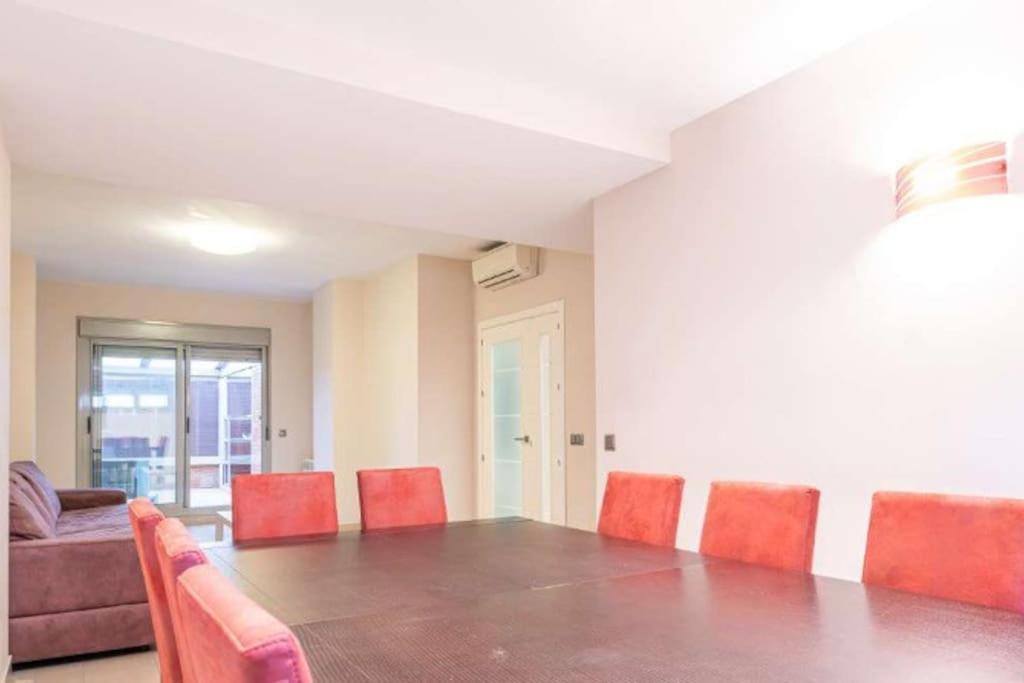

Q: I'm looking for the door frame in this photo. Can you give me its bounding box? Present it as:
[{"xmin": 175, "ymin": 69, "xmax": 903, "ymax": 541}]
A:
[
  {"xmin": 76, "ymin": 317, "xmax": 272, "ymax": 515},
  {"xmin": 476, "ymin": 300, "xmax": 566, "ymax": 522}
]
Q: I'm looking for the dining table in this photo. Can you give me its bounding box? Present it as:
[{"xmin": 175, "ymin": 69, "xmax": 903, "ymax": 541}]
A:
[{"xmin": 206, "ymin": 517, "xmax": 1024, "ymax": 682}]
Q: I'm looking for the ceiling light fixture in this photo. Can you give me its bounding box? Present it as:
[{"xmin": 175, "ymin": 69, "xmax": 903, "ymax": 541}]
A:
[
  {"xmin": 189, "ymin": 224, "xmax": 265, "ymax": 255},
  {"xmin": 894, "ymin": 141, "xmax": 1008, "ymax": 219}
]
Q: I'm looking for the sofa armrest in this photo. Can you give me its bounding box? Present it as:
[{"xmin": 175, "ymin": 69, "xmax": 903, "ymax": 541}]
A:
[
  {"xmin": 10, "ymin": 535, "xmax": 148, "ymax": 618},
  {"xmin": 56, "ymin": 488, "xmax": 128, "ymax": 510}
]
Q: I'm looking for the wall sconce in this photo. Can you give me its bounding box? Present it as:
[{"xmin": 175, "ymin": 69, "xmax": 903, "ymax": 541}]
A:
[{"xmin": 894, "ymin": 142, "xmax": 1008, "ymax": 219}]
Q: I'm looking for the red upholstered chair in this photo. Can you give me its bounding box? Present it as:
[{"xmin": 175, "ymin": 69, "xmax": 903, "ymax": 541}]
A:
[
  {"xmin": 155, "ymin": 518, "xmax": 208, "ymax": 683},
  {"xmin": 177, "ymin": 564, "xmax": 313, "ymax": 683},
  {"xmin": 699, "ymin": 481, "xmax": 820, "ymax": 573},
  {"xmin": 862, "ymin": 491, "xmax": 1024, "ymax": 612},
  {"xmin": 128, "ymin": 498, "xmax": 180, "ymax": 683},
  {"xmin": 597, "ymin": 471, "xmax": 684, "ymax": 547},
  {"xmin": 357, "ymin": 467, "xmax": 448, "ymax": 531},
  {"xmin": 232, "ymin": 472, "xmax": 339, "ymax": 542}
]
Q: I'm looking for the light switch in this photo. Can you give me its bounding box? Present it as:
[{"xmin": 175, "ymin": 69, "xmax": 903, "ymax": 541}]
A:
[
  {"xmin": 604, "ymin": 434, "xmax": 616, "ymax": 452},
  {"xmin": 570, "ymin": 433, "xmax": 584, "ymax": 446}
]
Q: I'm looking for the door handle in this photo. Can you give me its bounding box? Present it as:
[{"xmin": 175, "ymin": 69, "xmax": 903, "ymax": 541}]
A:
[{"xmin": 513, "ymin": 435, "xmax": 531, "ymax": 445}]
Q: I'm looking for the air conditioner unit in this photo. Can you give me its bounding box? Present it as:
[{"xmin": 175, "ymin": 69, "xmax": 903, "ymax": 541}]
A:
[{"xmin": 472, "ymin": 244, "xmax": 539, "ymax": 290}]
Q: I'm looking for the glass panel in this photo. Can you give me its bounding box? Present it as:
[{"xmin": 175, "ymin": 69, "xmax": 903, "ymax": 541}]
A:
[
  {"xmin": 492, "ymin": 340, "xmax": 522, "ymax": 517},
  {"xmin": 188, "ymin": 348, "xmax": 264, "ymax": 508},
  {"xmin": 93, "ymin": 345, "xmax": 177, "ymax": 504},
  {"xmin": 539, "ymin": 333, "xmax": 551, "ymax": 522}
]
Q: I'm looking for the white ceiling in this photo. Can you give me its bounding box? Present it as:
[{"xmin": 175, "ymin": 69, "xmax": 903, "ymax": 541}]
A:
[
  {"xmin": 0, "ymin": 0, "xmax": 933, "ymax": 296},
  {"xmin": 14, "ymin": 169, "xmax": 487, "ymax": 298}
]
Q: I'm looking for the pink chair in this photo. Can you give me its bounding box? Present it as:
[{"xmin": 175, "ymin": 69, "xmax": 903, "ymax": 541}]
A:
[
  {"xmin": 155, "ymin": 519, "xmax": 208, "ymax": 683},
  {"xmin": 357, "ymin": 467, "xmax": 448, "ymax": 531},
  {"xmin": 699, "ymin": 481, "xmax": 820, "ymax": 573},
  {"xmin": 127, "ymin": 498, "xmax": 180, "ymax": 683},
  {"xmin": 177, "ymin": 564, "xmax": 313, "ymax": 683},
  {"xmin": 598, "ymin": 471, "xmax": 684, "ymax": 548},
  {"xmin": 863, "ymin": 491, "xmax": 1024, "ymax": 612},
  {"xmin": 232, "ymin": 472, "xmax": 339, "ymax": 542}
]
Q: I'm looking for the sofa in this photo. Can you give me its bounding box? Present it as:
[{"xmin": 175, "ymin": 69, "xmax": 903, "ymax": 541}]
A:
[{"xmin": 9, "ymin": 460, "xmax": 154, "ymax": 663}]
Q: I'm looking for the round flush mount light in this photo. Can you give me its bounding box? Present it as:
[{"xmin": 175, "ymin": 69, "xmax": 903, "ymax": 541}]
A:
[
  {"xmin": 894, "ymin": 141, "xmax": 1008, "ymax": 219},
  {"xmin": 190, "ymin": 224, "xmax": 266, "ymax": 255}
]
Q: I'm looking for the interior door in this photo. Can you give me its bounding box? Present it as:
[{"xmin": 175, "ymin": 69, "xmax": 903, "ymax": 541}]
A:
[{"xmin": 479, "ymin": 307, "xmax": 565, "ymax": 524}]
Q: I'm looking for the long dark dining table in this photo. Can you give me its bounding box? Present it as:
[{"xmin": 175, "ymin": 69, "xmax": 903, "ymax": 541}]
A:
[{"xmin": 207, "ymin": 518, "xmax": 1024, "ymax": 682}]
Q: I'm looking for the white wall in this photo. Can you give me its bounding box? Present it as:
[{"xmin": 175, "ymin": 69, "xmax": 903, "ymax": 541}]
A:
[
  {"xmin": 594, "ymin": 0, "xmax": 1024, "ymax": 581},
  {"xmin": 1, "ymin": 116, "xmax": 13, "ymax": 675},
  {"xmin": 475, "ymin": 249, "xmax": 597, "ymax": 530},
  {"xmin": 10, "ymin": 251, "xmax": 35, "ymax": 462},
  {"xmin": 36, "ymin": 279, "xmax": 314, "ymax": 488}
]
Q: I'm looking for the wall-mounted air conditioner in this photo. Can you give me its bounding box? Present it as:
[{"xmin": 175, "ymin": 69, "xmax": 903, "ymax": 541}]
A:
[{"xmin": 472, "ymin": 244, "xmax": 539, "ymax": 290}]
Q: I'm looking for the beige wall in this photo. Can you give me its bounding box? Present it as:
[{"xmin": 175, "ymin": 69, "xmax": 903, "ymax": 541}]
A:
[
  {"xmin": 312, "ymin": 279, "xmax": 365, "ymax": 519},
  {"xmin": 418, "ymin": 256, "xmax": 475, "ymax": 521},
  {"xmin": 1, "ymin": 120, "xmax": 12, "ymax": 673},
  {"xmin": 313, "ymin": 255, "xmax": 476, "ymax": 523},
  {"xmin": 475, "ymin": 249, "xmax": 597, "ymax": 530},
  {"xmin": 362, "ymin": 258, "xmax": 419, "ymax": 471},
  {"xmin": 36, "ymin": 279, "xmax": 313, "ymax": 488},
  {"xmin": 10, "ymin": 251, "xmax": 35, "ymax": 462}
]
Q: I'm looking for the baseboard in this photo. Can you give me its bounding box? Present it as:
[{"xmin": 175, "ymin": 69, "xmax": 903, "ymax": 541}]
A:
[{"xmin": 2, "ymin": 653, "xmax": 11, "ymax": 679}]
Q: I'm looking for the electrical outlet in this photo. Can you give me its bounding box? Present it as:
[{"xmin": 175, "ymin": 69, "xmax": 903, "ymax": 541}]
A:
[
  {"xmin": 604, "ymin": 434, "xmax": 616, "ymax": 452},
  {"xmin": 570, "ymin": 433, "xmax": 584, "ymax": 446}
]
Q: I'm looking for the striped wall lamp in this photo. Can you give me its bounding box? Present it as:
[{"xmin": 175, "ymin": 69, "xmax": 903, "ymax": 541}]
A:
[{"xmin": 894, "ymin": 142, "xmax": 1008, "ymax": 219}]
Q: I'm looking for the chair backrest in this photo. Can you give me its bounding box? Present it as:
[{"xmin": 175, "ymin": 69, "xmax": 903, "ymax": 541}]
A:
[
  {"xmin": 177, "ymin": 564, "xmax": 313, "ymax": 683},
  {"xmin": 155, "ymin": 518, "xmax": 208, "ymax": 683},
  {"xmin": 232, "ymin": 472, "xmax": 339, "ymax": 542},
  {"xmin": 699, "ymin": 481, "xmax": 820, "ymax": 572},
  {"xmin": 128, "ymin": 498, "xmax": 179, "ymax": 683},
  {"xmin": 357, "ymin": 467, "xmax": 447, "ymax": 531},
  {"xmin": 862, "ymin": 491, "xmax": 1024, "ymax": 612},
  {"xmin": 597, "ymin": 471, "xmax": 684, "ymax": 547}
]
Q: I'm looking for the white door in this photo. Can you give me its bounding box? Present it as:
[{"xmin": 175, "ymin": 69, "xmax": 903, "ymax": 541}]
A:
[{"xmin": 478, "ymin": 303, "xmax": 565, "ymax": 524}]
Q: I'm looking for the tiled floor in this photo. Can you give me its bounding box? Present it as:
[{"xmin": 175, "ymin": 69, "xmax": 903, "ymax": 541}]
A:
[{"xmin": 7, "ymin": 649, "xmax": 159, "ymax": 683}]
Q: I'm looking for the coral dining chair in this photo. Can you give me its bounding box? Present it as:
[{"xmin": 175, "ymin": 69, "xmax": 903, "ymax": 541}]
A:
[
  {"xmin": 231, "ymin": 472, "xmax": 339, "ymax": 542},
  {"xmin": 862, "ymin": 491, "xmax": 1024, "ymax": 612},
  {"xmin": 356, "ymin": 467, "xmax": 448, "ymax": 531},
  {"xmin": 699, "ymin": 481, "xmax": 820, "ymax": 572},
  {"xmin": 597, "ymin": 471, "xmax": 684, "ymax": 547},
  {"xmin": 155, "ymin": 518, "xmax": 208, "ymax": 683},
  {"xmin": 127, "ymin": 498, "xmax": 180, "ymax": 683},
  {"xmin": 177, "ymin": 564, "xmax": 313, "ymax": 683}
]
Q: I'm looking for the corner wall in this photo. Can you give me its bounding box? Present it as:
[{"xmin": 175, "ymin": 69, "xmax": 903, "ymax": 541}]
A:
[
  {"xmin": 593, "ymin": 0, "xmax": 1024, "ymax": 580},
  {"xmin": 313, "ymin": 256, "xmax": 476, "ymax": 523},
  {"xmin": 1, "ymin": 120, "xmax": 13, "ymax": 673},
  {"xmin": 10, "ymin": 251, "xmax": 35, "ymax": 462}
]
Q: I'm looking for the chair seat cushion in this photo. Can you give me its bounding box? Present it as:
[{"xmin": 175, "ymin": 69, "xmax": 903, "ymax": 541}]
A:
[{"xmin": 57, "ymin": 504, "xmax": 132, "ymax": 538}]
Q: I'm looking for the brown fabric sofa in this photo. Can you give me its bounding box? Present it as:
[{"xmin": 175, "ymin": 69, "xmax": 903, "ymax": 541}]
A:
[{"xmin": 9, "ymin": 461, "xmax": 154, "ymax": 663}]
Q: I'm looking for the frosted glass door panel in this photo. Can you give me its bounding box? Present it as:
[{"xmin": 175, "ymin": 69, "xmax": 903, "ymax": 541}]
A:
[{"xmin": 492, "ymin": 340, "xmax": 523, "ymax": 517}]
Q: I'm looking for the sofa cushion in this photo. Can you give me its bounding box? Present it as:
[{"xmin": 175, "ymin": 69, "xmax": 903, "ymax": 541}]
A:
[
  {"xmin": 11, "ymin": 461, "xmax": 62, "ymax": 522},
  {"xmin": 10, "ymin": 477, "xmax": 55, "ymax": 540},
  {"xmin": 56, "ymin": 504, "xmax": 133, "ymax": 538}
]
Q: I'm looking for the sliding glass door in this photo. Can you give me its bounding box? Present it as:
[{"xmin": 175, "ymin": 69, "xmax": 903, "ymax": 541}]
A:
[
  {"xmin": 91, "ymin": 345, "xmax": 180, "ymax": 504},
  {"xmin": 79, "ymin": 320, "xmax": 270, "ymax": 512},
  {"xmin": 187, "ymin": 347, "xmax": 265, "ymax": 508}
]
